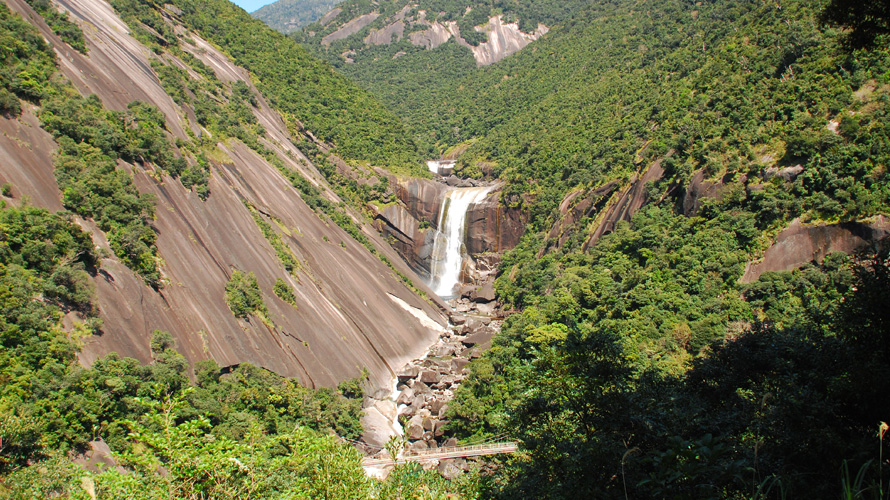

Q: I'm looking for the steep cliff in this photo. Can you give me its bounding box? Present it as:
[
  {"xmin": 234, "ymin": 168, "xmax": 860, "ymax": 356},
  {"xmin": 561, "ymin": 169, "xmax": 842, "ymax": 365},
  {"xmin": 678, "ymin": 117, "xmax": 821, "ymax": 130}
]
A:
[
  {"xmin": 372, "ymin": 177, "xmax": 524, "ymax": 280},
  {"xmin": 0, "ymin": 0, "xmax": 444, "ymax": 389}
]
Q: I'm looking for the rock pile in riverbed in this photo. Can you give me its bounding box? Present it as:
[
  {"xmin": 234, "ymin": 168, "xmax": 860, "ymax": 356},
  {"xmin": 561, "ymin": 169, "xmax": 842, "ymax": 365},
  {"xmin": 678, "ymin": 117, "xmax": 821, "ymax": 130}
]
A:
[
  {"xmin": 362, "ymin": 297, "xmax": 501, "ymax": 452},
  {"xmin": 395, "ymin": 310, "xmax": 500, "ymax": 450}
]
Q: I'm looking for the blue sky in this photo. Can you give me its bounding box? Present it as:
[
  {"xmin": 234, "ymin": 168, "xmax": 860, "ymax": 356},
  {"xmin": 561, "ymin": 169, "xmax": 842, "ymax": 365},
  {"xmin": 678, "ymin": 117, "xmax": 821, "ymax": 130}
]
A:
[{"xmin": 231, "ymin": 0, "xmax": 274, "ymax": 13}]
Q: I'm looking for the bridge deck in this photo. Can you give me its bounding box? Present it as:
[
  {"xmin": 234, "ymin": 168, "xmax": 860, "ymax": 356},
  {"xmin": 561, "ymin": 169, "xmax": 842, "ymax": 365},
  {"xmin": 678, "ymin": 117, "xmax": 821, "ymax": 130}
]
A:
[{"xmin": 362, "ymin": 442, "xmax": 518, "ymax": 467}]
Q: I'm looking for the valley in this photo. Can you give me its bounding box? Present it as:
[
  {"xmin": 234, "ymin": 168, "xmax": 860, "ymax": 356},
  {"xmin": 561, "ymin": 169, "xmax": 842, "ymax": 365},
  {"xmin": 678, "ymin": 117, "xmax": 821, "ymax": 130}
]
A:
[{"xmin": 0, "ymin": 0, "xmax": 889, "ymax": 497}]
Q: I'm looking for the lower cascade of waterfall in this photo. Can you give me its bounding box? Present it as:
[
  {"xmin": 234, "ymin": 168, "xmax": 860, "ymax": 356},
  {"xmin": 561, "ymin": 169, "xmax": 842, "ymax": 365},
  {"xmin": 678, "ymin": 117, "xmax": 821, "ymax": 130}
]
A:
[{"xmin": 428, "ymin": 185, "xmax": 494, "ymax": 298}]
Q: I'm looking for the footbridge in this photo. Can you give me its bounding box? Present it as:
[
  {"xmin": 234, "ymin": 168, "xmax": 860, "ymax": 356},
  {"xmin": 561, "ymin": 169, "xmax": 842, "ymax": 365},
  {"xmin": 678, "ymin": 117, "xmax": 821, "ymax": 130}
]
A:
[{"xmin": 362, "ymin": 441, "xmax": 518, "ymax": 467}]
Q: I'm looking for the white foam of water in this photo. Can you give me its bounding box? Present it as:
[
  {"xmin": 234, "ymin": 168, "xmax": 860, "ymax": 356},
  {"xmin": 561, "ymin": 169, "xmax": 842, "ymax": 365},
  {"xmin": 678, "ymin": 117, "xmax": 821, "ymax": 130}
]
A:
[{"xmin": 428, "ymin": 186, "xmax": 493, "ymax": 297}]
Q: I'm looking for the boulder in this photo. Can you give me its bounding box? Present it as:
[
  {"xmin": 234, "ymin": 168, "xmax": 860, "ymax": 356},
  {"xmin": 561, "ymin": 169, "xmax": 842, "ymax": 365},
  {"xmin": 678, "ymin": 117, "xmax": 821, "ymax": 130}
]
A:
[
  {"xmin": 374, "ymin": 399, "xmax": 398, "ymax": 422},
  {"xmin": 426, "ymin": 358, "xmax": 451, "ymax": 370},
  {"xmin": 362, "ymin": 407, "xmax": 402, "ymax": 450},
  {"xmin": 420, "ymin": 370, "xmax": 441, "ymax": 384},
  {"xmin": 72, "ymin": 440, "xmax": 123, "ymax": 474},
  {"xmin": 406, "ymin": 421, "xmax": 425, "ymax": 440},
  {"xmin": 397, "ymin": 365, "xmax": 420, "ymax": 383},
  {"xmin": 465, "ymin": 317, "xmax": 487, "ymax": 332},
  {"xmin": 398, "ymin": 404, "xmax": 414, "ymax": 418},
  {"xmin": 395, "ymin": 387, "xmax": 415, "ymax": 405},
  {"xmin": 371, "ymin": 388, "xmax": 391, "ymax": 400},
  {"xmin": 437, "ymin": 375, "xmax": 456, "ymax": 389},
  {"xmin": 450, "ymin": 313, "xmax": 468, "ymax": 325},
  {"xmin": 438, "ymin": 458, "xmax": 467, "ymax": 480},
  {"xmin": 434, "ymin": 345, "xmax": 457, "ymax": 357},
  {"xmin": 462, "ymin": 327, "xmax": 495, "ymax": 348},
  {"xmin": 470, "ymin": 281, "xmax": 496, "ymax": 303},
  {"xmin": 433, "ymin": 420, "xmax": 448, "ymax": 437},
  {"xmin": 451, "ymin": 358, "xmax": 470, "ymax": 374},
  {"xmin": 443, "ymin": 437, "xmax": 458, "ymax": 448},
  {"xmin": 765, "ymin": 164, "xmax": 804, "ymax": 181},
  {"xmin": 453, "ymin": 324, "xmax": 470, "ymax": 335},
  {"xmin": 437, "ymin": 404, "xmax": 450, "ymax": 418},
  {"xmin": 428, "ymin": 399, "xmax": 448, "ymax": 415},
  {"xmin": 411, "ymin": 381, "xmax": 432, "ymax": 394},
  {"xmin": 410, "ymin": 440, "xmax": 428, "ymax": 451},
  {"xmin": 475, "ymin": 302, "xmax": 497, "ymax": 316},
  {"xmin": 422, "ymin": 416, "xmax": 436, "ymax": 431}
]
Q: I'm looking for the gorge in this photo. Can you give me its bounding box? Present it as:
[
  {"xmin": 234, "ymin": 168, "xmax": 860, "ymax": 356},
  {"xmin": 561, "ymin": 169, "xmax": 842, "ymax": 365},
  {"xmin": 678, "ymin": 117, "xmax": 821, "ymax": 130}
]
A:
[{"xmin": 2, "ymin": 0, "xmax": 889, "ymax": 496}]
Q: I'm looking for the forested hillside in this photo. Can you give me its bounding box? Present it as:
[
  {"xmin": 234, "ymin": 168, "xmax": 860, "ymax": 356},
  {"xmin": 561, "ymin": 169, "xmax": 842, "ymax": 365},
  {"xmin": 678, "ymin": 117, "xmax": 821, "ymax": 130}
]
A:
[
  {"xmin": 335, "ymin": 0, "xmax": 889, "ymax": 227},
  {"xmin": 0, "ymin": 0, "xmax": 464, "ymax": 494},
  {"xmin": 415, "ymin": 0, "xmax": 890, "ymax": 497},
  {"xmin": 251, "ymin": 0, "xmax": 343, "ymax": 34},
  {"xmin": 293, "ymin": 0, "xmax": 591, "ymax": 155}
]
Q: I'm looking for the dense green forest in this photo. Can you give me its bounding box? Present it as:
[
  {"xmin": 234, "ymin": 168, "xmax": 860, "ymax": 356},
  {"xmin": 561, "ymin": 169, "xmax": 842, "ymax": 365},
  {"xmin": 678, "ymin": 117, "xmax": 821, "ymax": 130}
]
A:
[
  {"xmin": 308, "ymin": 0, "xmax": 889, "ymax": 229},
  {"xmin": 0, "ymin": 1, "xmax": 465, "ymax": 497},
  {"xmin": 154, "ymin": 0, "xmax": 426, "ymax": 174},
  {"xmin": 252, "ymin": 0, "xmax": 343, "ymax": 34},
  {"xmin": 295, "ymin": 0, "xmax": 594, "ymax": 156},
  {"xmin": 388, "ymin": 0, "xmax": 890, "ymax": 497},
  {"xmin": 2, "ymin": 0, "xmax": 890, "ymax": 495}
]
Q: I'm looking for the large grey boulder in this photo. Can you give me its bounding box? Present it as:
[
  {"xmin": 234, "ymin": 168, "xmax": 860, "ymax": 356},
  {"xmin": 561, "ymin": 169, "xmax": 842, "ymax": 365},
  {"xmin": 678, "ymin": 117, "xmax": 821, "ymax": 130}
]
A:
[
  {"xmin": 438, "ymin": 458, "xmax": 467, "ymax": 480},
  {"xmin": 451, "ymin": 357, "xmax": 470, "ymax": 374},
  {"xmin": 420, "ymin": 370, "xmax": 441, "ymax": 384},
  {"xmin": 470, "ymin": 281, "xmax": 496, "ymax": 303},
  {"xmin": 397, "ymin": 365, "xmax": 421, "ymax": 383},
  {"xmin": 395, "ymin": 387, "xmax": 415, "ymax": 405}
]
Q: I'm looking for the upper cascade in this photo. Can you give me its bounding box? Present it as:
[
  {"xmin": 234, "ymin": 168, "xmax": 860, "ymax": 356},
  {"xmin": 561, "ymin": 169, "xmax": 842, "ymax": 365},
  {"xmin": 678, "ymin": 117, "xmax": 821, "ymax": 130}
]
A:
[{"xmin": 428, "ymin": 185, "xmax": 494, "ymax": 298}]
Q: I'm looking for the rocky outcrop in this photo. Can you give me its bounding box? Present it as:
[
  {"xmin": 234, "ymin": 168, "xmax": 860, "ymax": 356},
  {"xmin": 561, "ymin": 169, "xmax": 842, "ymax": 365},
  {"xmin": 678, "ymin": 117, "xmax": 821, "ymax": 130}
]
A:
[
  {"xmin": 460, "ymin": 16, "xmax": 549, "ymax": 66},
  {"xmin": 408, "ymin": 20, "xmax": 455, "ymax": 50},
  {"xmin": 322, "ymin": 12, "xmax": 380, "ymax": 45},
  {"xmin": 365, "ymin": 20, "xmax": 405, "ymax": 45},
  {"xmin": 373, "ymin": 203, "xmax": 437, "ymax": 277},
  {"xmin": 681, "ymin": 168, "xmax": 741, "ymax": 216},
  {"xmin": 465, "ymin": 189, "xmax": 525, "ymax": 254},
  {"xmin": 583, "ymin": 155, "xmax": 669, "ymax": 250},
  {"xmin": 2, "ymin": 0, "xmax": 446, "ymax": 390},
  {"xmin": 396, "ymin": 178, "xmax": 450, "ymax": 227},
  {"xmin": 314, "ymin": 7, "xmax": 548, "ymax": 66},
  {"xmin": 319, "ymin": 7, "xmax": 340, "ymax": 26},
  {"xmin": 374, "ymin": 178, "xmax": 524, "ymax": 283},
  {"xmin": 740, "ymin": 217, "xmax": 890, "ymax": 283}
]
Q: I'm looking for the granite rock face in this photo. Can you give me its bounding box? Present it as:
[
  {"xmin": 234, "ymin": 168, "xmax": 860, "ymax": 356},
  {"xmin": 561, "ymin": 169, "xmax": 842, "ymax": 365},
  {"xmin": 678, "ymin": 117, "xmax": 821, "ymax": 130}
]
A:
[
  {"xmin": 375, "ymin": 178, "xmax": 524, "ymax": 281},
  {"xmin": 1, "ymin": 0, "xmax": 446, "ymax": 390},
  {"xmin": 740, "ymin": 217, "xmax": 890, "ymax": 283},
  {"xmin": 465, "ymin": 190, "xmax": 525, "ymax": 255}
]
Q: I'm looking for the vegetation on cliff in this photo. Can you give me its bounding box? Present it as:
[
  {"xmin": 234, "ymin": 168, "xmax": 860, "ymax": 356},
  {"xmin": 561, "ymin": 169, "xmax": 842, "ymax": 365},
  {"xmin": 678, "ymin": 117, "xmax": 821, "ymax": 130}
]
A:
[
  {"xmin": 252, "ymin": 0, "xmax": 343, "ymax": 34},
  {"xmin": 2, "ymin": 0, "xmax": 889, "ymax": 494},
  {"xmin": 115, "ymin": 0, "xmax": 427, "ymax": 174},
  {"xmin": 401, "ymin": 0, "xmax": 890, "ymax": 496}
]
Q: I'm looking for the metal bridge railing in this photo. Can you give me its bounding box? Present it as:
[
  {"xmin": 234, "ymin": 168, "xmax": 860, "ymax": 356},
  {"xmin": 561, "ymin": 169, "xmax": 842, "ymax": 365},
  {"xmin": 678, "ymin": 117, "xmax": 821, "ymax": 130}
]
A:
[{"xmin": 361, "ymin": 441, "xmax": 518, "ymax": 467}]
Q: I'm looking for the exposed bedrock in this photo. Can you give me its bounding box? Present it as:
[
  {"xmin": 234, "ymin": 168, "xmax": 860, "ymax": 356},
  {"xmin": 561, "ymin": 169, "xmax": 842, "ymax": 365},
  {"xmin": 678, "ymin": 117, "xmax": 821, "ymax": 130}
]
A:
[
  {"xmin": 465, "ymin": 190, "xmax": 525, "ymax": 255},
  {"xmin": 2, "ymin": 0, "xmax": 446, "ymax": 391},
  {"xmin": 740, "ymin": 217, "xmax": 890, "ymax": 283},
  {"xmin": 373, "ymin": 178, "xmax": 525, "ymax": 280}
]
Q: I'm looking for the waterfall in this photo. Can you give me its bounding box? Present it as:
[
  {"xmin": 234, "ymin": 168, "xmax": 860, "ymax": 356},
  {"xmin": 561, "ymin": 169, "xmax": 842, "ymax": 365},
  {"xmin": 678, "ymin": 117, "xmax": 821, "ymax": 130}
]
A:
[{"xmin": 428, "ymin": 186, "xmax": 493, "ymax": 298}]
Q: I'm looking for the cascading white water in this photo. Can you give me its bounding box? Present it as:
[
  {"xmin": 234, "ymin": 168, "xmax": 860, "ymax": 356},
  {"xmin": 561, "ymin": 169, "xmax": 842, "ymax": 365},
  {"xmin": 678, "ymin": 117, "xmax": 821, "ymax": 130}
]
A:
[{"xmin": 428, "ymin": 186, "xmax": 493, "ymax": 298}]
